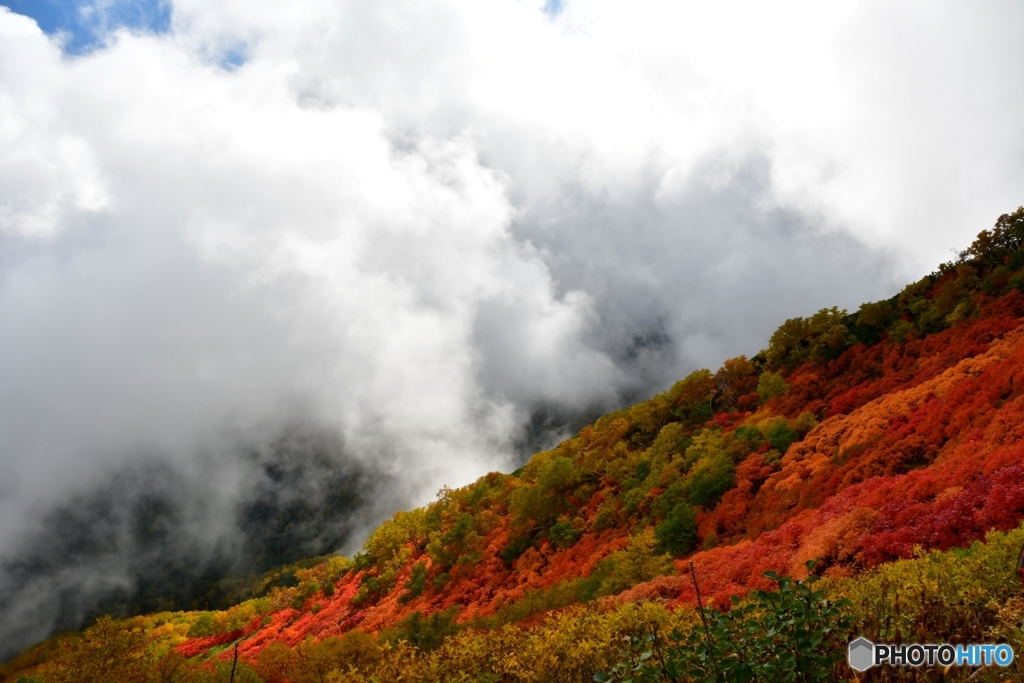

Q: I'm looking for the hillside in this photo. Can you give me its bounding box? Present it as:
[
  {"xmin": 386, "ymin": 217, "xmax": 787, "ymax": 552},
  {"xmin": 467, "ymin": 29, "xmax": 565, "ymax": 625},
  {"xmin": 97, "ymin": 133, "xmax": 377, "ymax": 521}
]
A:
[{"xmin": 5, "ymin": 208, "xmax": 1024, "ymax": 682}]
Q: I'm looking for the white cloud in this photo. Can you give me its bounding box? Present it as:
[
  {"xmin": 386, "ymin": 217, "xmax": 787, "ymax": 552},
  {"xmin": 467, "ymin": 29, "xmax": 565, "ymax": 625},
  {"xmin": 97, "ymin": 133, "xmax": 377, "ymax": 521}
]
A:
[
  {"xmin": 0, "ymin": 13, "xmax": 108, "ymax": 236},
  {"xmin": 1, "ymin": 0, "xmax": 1024, "ymax": 651}
]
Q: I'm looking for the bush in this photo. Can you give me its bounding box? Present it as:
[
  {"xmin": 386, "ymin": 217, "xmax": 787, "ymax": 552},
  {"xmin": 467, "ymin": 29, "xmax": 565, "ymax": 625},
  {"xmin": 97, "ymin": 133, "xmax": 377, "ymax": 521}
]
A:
[
  {"xmin": 763, "ymin": 419, "xmax": 798, "ymax": 454},
  {"xmin": 549, "ymin": 520, "xmax": 584, "ymax": 549},
  {"xmin": 498, "ymin": 534, "xmax": 535, "ymax": 565},
  {"xmin": 655, "ymin": 503, "xmax": 698, "ymax": 557},
  {"xmin": 684, "ymin": 451, "xmax": 734, "ymax": 508},
  {"xmin": 756, "ymin": 372, "xmax": 789, "ymax": 403},
  {"xmin": 400, "ymin": 561, "xmax": 429, "ymax": 603},
  {"xmin": 385, "ymin": 607, "xmax": 462, "ymax": 652},
  {"xmin": 186, "ymin": 612, "xmax": 217, "ymax": 637},
  {"xmin": 598, "ymin": 529, "xmax": 674, "ymax": 596},
  {"xmin": 596, "ymin": 562, "xmax": 852, "ymax": 683}
]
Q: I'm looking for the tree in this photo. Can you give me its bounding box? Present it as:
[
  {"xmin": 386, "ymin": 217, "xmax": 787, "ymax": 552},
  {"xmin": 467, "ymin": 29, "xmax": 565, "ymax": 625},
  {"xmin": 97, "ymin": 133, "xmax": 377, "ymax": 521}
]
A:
[
  {"xmin": 683, "ymin": 432, "xmax": 735, "ymax": 508},
  {"xmin": 655, "ymin": 502, "xmax": 699, "ymax": 557},
  {"xmin": 962, "ymin": 206, "xmax": 1024, "ymax": 269},
  {"xmin": 599, "ymin": 529, "xmax": 674, "ymax": 595},
  {"xmin": 43, "ymin": 616, "xmax": 152, "ymax": 683},
  {"xmin": 756, "ymin": 372, "xmax": 788, "ymax": 404},
  {"xmin": 765, "ymin": 307, "xmax": 853, "ymax": 368}
]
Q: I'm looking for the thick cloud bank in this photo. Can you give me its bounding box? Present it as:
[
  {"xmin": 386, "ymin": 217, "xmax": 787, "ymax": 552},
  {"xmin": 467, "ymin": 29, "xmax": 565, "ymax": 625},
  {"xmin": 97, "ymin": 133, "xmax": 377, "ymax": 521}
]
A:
[{"xmin": 1, "ymin": 0, "xmax": 1023, "ymax": 657}]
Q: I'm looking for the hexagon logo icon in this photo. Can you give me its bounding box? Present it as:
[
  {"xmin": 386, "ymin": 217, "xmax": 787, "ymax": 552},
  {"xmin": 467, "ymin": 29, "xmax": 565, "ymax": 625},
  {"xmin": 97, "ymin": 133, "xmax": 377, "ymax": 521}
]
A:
[{"xmin": 848, "ymin": 637, "xmax": 874, "ymax": 672}]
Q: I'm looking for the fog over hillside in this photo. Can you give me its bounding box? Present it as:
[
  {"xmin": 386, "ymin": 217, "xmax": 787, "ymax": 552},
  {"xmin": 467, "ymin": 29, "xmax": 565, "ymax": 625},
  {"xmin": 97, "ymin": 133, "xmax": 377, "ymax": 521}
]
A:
[{"xmin": 1, "ymin": 0, "xmax": 1023, "ymax": 658}]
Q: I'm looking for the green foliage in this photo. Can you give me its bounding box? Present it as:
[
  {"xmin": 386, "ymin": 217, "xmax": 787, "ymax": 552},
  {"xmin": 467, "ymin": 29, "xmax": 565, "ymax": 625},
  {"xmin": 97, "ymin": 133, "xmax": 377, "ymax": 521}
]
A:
[
  {"xmin": 856, "ymin": 299, "xmax": 895, "ymax": 330},
  {"xmin": 599, "ymin": 529, "xmax": 674, "ymax": 595},
  {"xmin": 594, "ymin": 500, "xmax": 619, "ymax": 531},
  {"xmin": 756, "ymin": 372, "xmax": 788, "ymax": 403},
  {"xmin": 187, "ymin": 658, "xmax": 263, "ymax": 683},
  {"xmin": 682, "ymin": 432, "xmax": 735, "ymax": 508},
  {"xmin": 649, "ymin": 423, "xmax": 691, "ymax": 459},
  {"xmin": 474, "ymin": 576, "xmax": 610, "ymax": 629},
  {"xmin": 731, "ymin": 426, "xmax": 760, "ymax": 443},
  {"xmin": 655, "ymin": 503, "xmax": 698, "ymax": 557},
  {"xmin": 549, "ymin": 519, "xmax": 584, "ymax": 549},
  {"xmin": 400, "ymin": 561, "xmax": 429, "ymax": 603},
  {"xmin": 359, "ymin": 508, "xmax": 428, "ymax": 572},
  {"xmin": 186, "ymin": 612, "xmax": 216, "ymax": 637},
  {"xmin": 961, "ymin": 206, "xmax": 1024, "ymax": 269},
  {"xmin": 290, "ymin": 577, "xmax": 319, "ymax": 611},
  {"xmin": 625, "ymin": 400, "xmax": 675, "ymax": 448},
  {"xmin": 498, "ymin": 534, "xmax": 535, "ymax": 565},
  {"xmin": 651, "ymin": 483, "xmax": 686, "ymax": 520},
  {"xmin": 385, "ymin": 607, "xmax": 462, "ymax": 652},
  {"xmin": 761, "ymin": 417, "xmax": 797, "ymax": 454},
  {"xmin": 333, "ymin": 630, "xmax": 384, "ymax": 671},
  {"xmin": 427, "ymin": 513, "xmax": 478, "ymax": 570},
  {"xmin": 352, "ymin": 568, "xmax": 397, "ymax": 606},
  {"xmin": 764, "ymin": 307, "xmax": 854, "ymax": 369},
  {"xmin": 510, "ymin": 456, "xmax": 577, "ymax": 531},
  {"xmin": 596, "ymin": 563, "xmax": 852, "ymax": 683}
]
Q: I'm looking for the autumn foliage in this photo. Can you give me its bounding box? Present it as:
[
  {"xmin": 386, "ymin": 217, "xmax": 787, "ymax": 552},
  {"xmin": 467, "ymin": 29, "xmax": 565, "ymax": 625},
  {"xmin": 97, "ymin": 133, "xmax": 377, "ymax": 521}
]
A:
[{"xmin": 5, "ymin": 207, "xmax": 1024, "ymax": 682}]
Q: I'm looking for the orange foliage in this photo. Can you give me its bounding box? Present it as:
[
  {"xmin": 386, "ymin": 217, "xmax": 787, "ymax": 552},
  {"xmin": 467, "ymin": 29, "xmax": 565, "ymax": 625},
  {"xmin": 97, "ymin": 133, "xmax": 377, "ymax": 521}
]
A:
[{"xmin": 148, "ymin": 257, "xmax": 1024, "ymax": 667}]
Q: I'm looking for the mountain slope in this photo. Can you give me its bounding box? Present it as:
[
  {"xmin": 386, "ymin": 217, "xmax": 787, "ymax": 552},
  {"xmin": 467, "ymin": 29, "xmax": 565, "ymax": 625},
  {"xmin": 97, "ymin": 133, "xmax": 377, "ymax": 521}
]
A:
[{"xmin": 4, "ymin": 208, "xmax": 1024, "ymax": 682}]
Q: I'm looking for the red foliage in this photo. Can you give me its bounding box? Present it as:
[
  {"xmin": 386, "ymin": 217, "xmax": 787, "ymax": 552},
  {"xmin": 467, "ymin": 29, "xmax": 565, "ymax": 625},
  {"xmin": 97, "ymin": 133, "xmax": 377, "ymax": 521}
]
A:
[
  {"xmin": 178, "ymin": 287, "xmax": 1024, "ymax": 662},
  {"xmin": 859, "ymin": 464, "xmax": 1024, "ymax": 563}
]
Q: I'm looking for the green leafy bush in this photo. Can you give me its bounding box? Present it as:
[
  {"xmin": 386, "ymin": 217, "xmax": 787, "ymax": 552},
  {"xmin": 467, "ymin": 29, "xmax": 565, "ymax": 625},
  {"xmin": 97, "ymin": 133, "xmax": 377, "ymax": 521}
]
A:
[
  {"xmin": 549, "ymin": 520, "xmax": 584, "ymax": 549},
  {"xmin": 400, "ymin": 561, "xmax": 429, "ymax": 603},
  {"xmin": 596, "ymin": 563, "xmax": 851, "ymax": 683},
  {"xmin": 756, "ymin": 372, "xmax": 789, "ymax": 403},
  {"xmin": 655, "ymin": 503, "xmax": 698, "ymax": 558},
  {"xmin": 384, "ymin": 607, "xmax": 461, "ymax": 652}
]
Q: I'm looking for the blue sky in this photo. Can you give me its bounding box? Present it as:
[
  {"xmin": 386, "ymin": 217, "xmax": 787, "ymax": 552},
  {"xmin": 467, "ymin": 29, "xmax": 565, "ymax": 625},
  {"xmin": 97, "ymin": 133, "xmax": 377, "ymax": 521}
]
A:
[
  {"xmin": 544, "ymin": 0, "xmax": 563, "ymax": 15},
  {"xmin": 3, "ymin": 0, "xmax": 170, "ymax": 53}
]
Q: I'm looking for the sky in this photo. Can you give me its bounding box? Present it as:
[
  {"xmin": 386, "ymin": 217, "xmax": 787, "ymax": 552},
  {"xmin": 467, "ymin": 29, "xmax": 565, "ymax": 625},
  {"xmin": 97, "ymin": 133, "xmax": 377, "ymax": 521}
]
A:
[{"xmin": 1, "ymin": 0, "xmax": 1024, "ymax": 655}]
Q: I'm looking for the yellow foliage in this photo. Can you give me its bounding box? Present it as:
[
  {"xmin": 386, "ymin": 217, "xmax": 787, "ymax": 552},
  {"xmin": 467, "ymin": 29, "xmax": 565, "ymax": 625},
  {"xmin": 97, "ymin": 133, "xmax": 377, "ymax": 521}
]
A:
[
  {"xmin": 41, "ymin": 616, "xmax": 152, "ymax": 683},
  {"xmin": 824, "ymin": 524, "xmax": 1024, "ymax": 646}
]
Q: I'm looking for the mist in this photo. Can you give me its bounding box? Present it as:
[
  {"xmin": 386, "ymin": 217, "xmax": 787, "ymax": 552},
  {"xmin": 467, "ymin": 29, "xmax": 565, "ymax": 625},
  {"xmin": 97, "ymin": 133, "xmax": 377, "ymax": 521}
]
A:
[{"xmin": 2, "ymin": 0, "xmax": 1024, "ymax": 658}]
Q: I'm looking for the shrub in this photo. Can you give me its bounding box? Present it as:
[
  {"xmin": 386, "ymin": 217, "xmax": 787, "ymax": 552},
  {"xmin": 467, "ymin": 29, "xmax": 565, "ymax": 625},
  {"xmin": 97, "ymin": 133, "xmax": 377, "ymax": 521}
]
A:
[
  {"xmin": 385, "ymin": 607, "xmax": 462, "ymax": 652},
  {"xmin": 549, "ymin": 520, "xmax": 584, "ymax": 549},
  {"xmin": 599, "ymin": 529, "xmax": 674, "ymax": 595},
  {"xmin": 596, "ymin": 562, "xmax": 852, "ymax": 683},
  {"xmin": 757, "ymin": 372, "xmax": 789, "ymax": 403},
  {"xmin": 685, "ymin": 451, "xmax": 734, "ymax": 508},
  {"xmin": 400, "ymin": 561, "xmax": 429, "ymax": 603},
  {"xmin": 655, "ymin": 503, "xmax": 698, "ymax": 557}
]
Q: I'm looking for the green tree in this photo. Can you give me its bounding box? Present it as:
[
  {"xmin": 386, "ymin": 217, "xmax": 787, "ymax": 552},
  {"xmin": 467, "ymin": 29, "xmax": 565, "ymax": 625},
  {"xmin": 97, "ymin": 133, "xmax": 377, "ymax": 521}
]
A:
[
  {"xmin": 765, "ymin": 307, "xmax": 853, "ymax": 368},
  {"xmin": 509, "ymin": 456, "xmax": 576, "ymax": 531},
  {"xmin": 756, "ymin": 372, "xmax": 788, "ymax": 404},
  {"xmin": 599, "ymin": 529, "xmax": 674, "ymax": 595},
  {"xmin": 655, "ymin": 502, "xmax": 699, "ymax": 557},
  {"xmin": 386, "ymin": 607, "xmax": 461, "ymax": 652},
  {"xmin": 400, "ymin": 561, "xmax": 428, "ymax": 602},
  {"xmin": 683, "ymin": 433, "xmax": 735, "ymax": 508}
]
